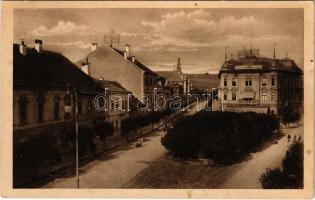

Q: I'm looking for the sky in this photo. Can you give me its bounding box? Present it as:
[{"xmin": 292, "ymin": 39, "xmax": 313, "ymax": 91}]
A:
[{"xmin": 14, "ymin": 8, "xmax": 303, "ymax": 74}]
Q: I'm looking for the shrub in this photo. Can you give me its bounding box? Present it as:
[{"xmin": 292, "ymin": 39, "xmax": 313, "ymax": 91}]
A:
[
  {"xmin": 260, "ymin": 141, "xmax": 303, "ymax": 188},
  {"xmin": 161, "ymin": 111, "xmax": 280, "ymax": 163},
  {"xmin": 260, "ymin": 168, "xmax": 291, "ymax": 189}
]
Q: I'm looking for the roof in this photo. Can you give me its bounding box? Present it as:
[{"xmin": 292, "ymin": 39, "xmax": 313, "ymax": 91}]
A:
[
  {"xmin": 186, "ymin": 73, "xmax": 220, "ymax": 90},
  {"xmin": 220, "ymin": 55, "xmax": 303, "ymax": 75},
  {"xmin": 111, "ymin": 48, "xmax": 158, "ymax": 75},
  {"xmin": 13, "ymin": 44, "xmax": 103, "ymax": 94},
  {"xmin": 94, "ymin": 79, "xmax": 130, "ymax": 93},
  {"xmin": 156, "ymin": 71, "xmax": 183, "ymax": 82}
]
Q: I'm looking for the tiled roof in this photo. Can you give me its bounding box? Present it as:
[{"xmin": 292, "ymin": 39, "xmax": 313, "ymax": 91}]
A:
[
  {"xmin": 186, "ymin": 73, "xmax": 220, "ymax": 90},
  {"xmin": 112, "ymin": 48, "xmax": 158, "ymax": 75},
  {"xmin": 13, "ymin": 44, "xmax": 103, "ymax": 94},
  {"xmin": 156, "ymin": 71, "xmax": 183, "ymax": 82},
  {"xmin": 94, "ymin": 79, "xmax": 130, "ymax": 93},
  {"xmin": 220, "ymin": 55, "xmax": 303, "ymax": 74}
]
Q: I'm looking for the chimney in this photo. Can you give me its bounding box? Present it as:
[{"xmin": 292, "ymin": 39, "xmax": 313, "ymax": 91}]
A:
[
  {"xmin": 131, "ymin": 56, "xmax": 135, "ymax": 63},
  {"xmin": 124, "ymin": 51, "xmax": 128, "ymax": 60},
  {"xmin": 91, "ymin": 43, "xmax": 98, "ymax": 51},
  {"xmin": 125, "ymin": 44, "xmax": 130, "ymax": 58},
  {"xmin": 19, "ymin": 39, "xmax": 27, "ymax": 56},
  {"xmin": 81, "ymin": 57, "xmax": 90, "ymax": 75},
  {"xmin": 34, "ymin": 39, "xmax": 43, "ymax": 53}
]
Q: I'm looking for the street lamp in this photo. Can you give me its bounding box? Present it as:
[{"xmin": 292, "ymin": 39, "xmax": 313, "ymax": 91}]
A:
[
  {"xmin": 211, "ymin": 88, "xmax": 216, "ymax": 111},
  {"xmin": 65, "ymin": 83, "xmax": 79, "ymax": 188}
]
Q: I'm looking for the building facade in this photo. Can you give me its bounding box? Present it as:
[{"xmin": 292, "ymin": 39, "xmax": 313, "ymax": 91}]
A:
[
  {"xmin": 77, "ymin": 43, "xmax": 161, "ymax": 106},
  {"xmin": 13, "ymin": 40, "xmax": 106, "ymax": 186},
  {"xmin": 218, "ymin": 49, "xmax": 303, "ymax": 116},
  {"xmin": 95, "ymin": 79, "xmax": 130, "ymax": 138}
]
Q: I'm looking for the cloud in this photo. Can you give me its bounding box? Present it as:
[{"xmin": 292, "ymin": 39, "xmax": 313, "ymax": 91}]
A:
[
  {"xmin": 141, "ymin": 10, "xmax": 258, "ymax": 43},
  {"xmin": 31, "ymin": 20, "xmax": 93, "ymax": 37},
  {"xmin": 46, "ymin": 41, "xmax": 92, "ymax": 49}
]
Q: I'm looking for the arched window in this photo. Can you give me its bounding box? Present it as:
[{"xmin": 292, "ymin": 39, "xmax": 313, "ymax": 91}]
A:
[
  {"xmin": 53, "ymin": 95, "xmax": 61, "ymax": 120},
  {"xmin": 37, "ymin": 94, "xmax": 46, "ymax": 123},
  {"xmin": 18, "ymin": 95, "xmax": 29, "ymax": 124}
]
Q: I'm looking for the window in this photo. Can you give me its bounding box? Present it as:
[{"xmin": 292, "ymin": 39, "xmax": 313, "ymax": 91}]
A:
[
  {"xmin": 37, "ymin": 95, "xmax": 46, "ymax": 123},
  {"xmin": 271, "ymin": 92, "xmax": 275, "ymax": 101},
  {"xmin": 232, "ymin": 78, "xmax": 237, "ymax": 86},
  {"xmin": 224, "ymin": 93, "xmax": 227, "ymax": 100},
  {"xmin": 224, "ymin": 78, "xmax": 227, "ymax": 87},
  {"xmin": 245, "ymin": 79, "xmax": 252, "ymax": 86},
  {"xmin": 232, "ymin": 93, "xmax": 236, "ymax": 100},
  {"xmin": 18, "ymin": 95, "xmax": 29, "ymax": 124},
  {"xmin": 262, "ymin": 78, "xmax": 267, "ymax": 86},
  {"xmin": 53, "ymin": 95, "xmax": 61, "ymax": 120},
  {"xmin": 271, "ymin": 77, "xmax": 275, "ymax": 86},
  {"xmin": 262, "ymin": 93, "xmax": 267, "ymax": 102}
]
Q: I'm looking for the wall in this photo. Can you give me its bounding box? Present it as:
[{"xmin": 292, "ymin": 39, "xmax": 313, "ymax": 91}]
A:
[{"xmin": 85, "ymin": 46, "xmax": 144, "ymax": 99}]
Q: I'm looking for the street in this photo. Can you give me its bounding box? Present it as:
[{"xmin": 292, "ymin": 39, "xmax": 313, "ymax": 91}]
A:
[
  {"xmin": 43, "ymin": 101, "xmax": 208, "ymax": 188},
  {"xmin": 219, "ymin": 124, "xmax": 303, "ymax": 189}
]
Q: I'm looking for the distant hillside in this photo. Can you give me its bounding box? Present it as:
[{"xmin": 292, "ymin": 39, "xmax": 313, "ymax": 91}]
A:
[{"xmin": 186, "ymin": 73, "xmax": 219, "ymax": 91}]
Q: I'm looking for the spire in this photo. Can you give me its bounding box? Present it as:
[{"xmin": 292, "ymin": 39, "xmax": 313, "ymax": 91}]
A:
[
  {"xmin": 225, "ymin": 46, "xmax": 228, "ymax": 61},
  {"xmin": 176, "ymin": 58, "xmax": 182, "ymax": 73}
]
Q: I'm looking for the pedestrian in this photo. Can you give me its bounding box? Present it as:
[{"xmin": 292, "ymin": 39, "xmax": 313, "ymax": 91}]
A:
[{"xmin": 298, "ymin": 136, "xmax": 302, "ymax": 142}]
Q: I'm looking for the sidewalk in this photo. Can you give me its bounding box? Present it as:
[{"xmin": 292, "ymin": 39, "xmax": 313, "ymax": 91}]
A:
[{"xmin": 42, "ymin": 100, "xmax": 206, "ymax": 188}]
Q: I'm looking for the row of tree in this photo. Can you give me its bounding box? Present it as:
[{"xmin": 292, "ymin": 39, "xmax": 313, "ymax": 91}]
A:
[
  {"xmin": 121, "ymin": 108, "xmax": 175, "ymax": 140},
  {"xmin": 161, "ymin": 111, "xmax": 280, "ymax": 164}
]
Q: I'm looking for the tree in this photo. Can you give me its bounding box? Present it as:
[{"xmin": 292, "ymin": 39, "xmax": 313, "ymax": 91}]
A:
[
  {"xmin": 260, "ymin": 141, "xmax": 303, "ymax": 188},
  {"xmin": 95, "ymin": 122, "xmax": 114, "ymax": 151}
]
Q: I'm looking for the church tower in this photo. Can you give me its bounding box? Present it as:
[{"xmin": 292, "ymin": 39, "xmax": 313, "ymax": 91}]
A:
[{"xmin": 176, "ymin": 58, "xmax": 182, "ymax": 73}]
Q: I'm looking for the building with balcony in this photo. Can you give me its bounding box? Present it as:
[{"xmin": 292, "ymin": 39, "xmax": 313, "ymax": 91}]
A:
[{"xmin": 218, "ymin": 48, "xmax": 303, "ymax": 116}]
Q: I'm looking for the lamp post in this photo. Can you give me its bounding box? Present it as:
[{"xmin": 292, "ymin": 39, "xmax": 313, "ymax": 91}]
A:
[
  {"xmin": 211, "ymin": 88, "xmax": 216, "ymax": 111},
  {"xmin": 65, "ymin": 83, "xmax": 79, "ymax": 188}
]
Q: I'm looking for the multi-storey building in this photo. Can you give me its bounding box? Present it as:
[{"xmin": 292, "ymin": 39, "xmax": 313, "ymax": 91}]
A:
[
  {"xmin": 13, "ymin": 39, "xmax": 105, "ymax": 186},
  {"xmin": 77, "ymin": 43, "xmax": 163, "ymax": 107},
  {"xmin": 218, "ymin": 49, "xmax": 303, "ymax": 116}
]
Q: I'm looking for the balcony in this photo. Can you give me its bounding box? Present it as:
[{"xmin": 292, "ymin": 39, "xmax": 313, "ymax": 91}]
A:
[{"xmin": 238, "ymin": 99, "xmax": 259, "ymax": 105}]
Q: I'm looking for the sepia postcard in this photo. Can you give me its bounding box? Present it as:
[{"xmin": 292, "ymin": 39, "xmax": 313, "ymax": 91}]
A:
[{"xmin": 0, "ymin": 1, "xmax": 314, "ymax": 199}]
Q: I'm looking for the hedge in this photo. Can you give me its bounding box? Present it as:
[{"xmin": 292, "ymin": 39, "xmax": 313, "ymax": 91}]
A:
[{"xmin": 161, "ymin": 111, "xmax": 280, "ymax": 163}]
